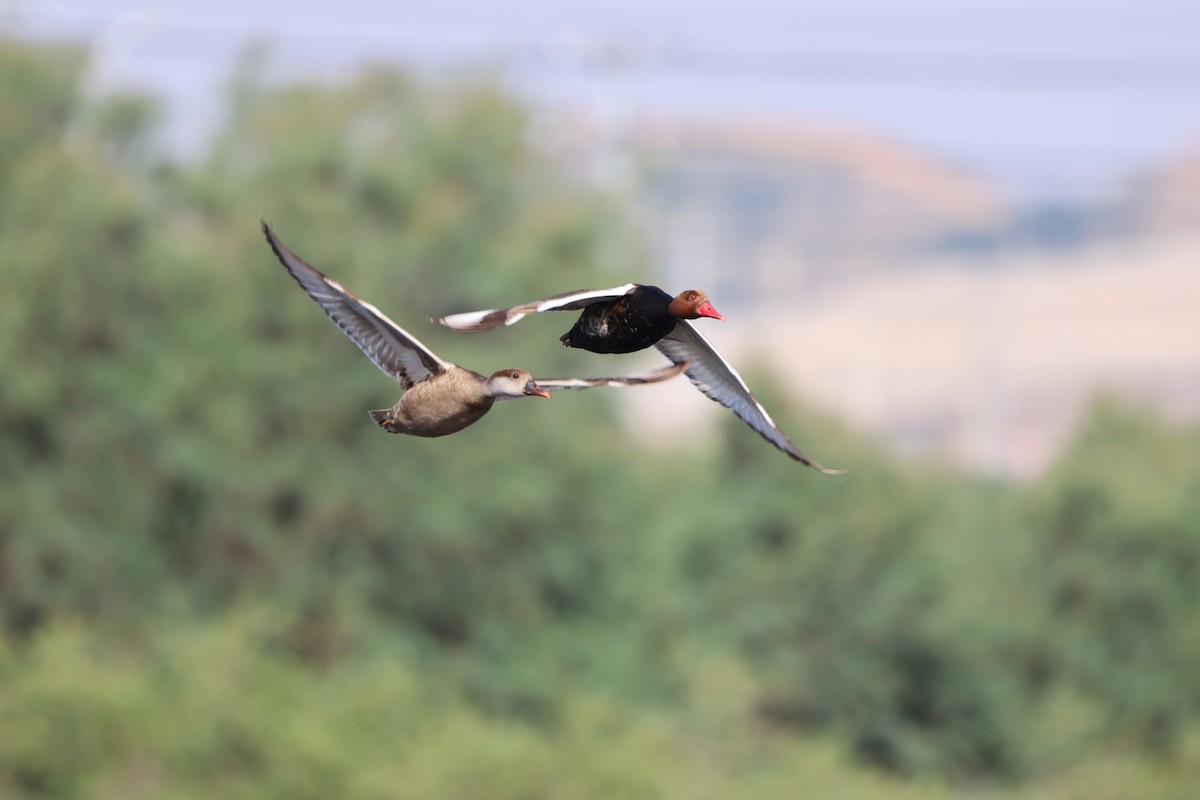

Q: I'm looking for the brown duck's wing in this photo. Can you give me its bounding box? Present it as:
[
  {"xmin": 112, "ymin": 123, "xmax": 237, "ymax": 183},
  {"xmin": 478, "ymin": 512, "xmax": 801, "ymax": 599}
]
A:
[
  {"xmin": 263, "ymin": 222, "xmax": 451, "ymax": 389},
  {"xmin": 533, "ymin": 359, "xmax": 691, "ymax": 390},
  {"xmin": 435, "ymin": 284, "xmax": 640, "ymax": 331},
  {"xmin": 654, "ymin": 323, "xmax": 845, "ymax": 474}
]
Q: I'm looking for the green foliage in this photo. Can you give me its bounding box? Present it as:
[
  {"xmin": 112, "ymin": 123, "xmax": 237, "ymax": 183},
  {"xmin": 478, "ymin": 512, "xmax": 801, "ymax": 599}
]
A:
[
  {"xmin": 1, "ymin": 36, "xmax": 1199, "ymax": 797},
  {"xmin": 0, "ymin": 41, "xmax": 81, "ymax": 171},
  {"xmin": 0, "ymin": 616, "xmax": 1196, "ymax": 800},
  {"xmin": 0, "ymin": 615, "xmax": 957, "ymax": 800},
  {"xmin": 1028, "ymin": 397, "xmax": 1200, "ymax": 753}
]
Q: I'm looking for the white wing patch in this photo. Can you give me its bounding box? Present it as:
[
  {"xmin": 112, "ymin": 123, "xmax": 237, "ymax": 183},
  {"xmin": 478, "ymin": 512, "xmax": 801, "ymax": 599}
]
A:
[
  {"xmin": 437, "ymin": 284, "xmax": 639, "ymax": 332},
  {"xmin": 532, "ymin": 284, "xmax": 639, "ymax": 312}
]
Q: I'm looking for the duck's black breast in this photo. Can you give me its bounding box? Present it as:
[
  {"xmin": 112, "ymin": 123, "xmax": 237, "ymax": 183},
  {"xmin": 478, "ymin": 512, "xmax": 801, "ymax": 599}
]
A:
[{"xmin": 560, "ymin": 285, "xmax": 676, "ymax": 354}]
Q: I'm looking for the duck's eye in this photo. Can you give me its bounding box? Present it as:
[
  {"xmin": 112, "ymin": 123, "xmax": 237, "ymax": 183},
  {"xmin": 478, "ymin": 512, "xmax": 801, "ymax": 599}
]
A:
[{"xmin": 510, "ymin": 371, "xmax": 520, "ymax": 380}]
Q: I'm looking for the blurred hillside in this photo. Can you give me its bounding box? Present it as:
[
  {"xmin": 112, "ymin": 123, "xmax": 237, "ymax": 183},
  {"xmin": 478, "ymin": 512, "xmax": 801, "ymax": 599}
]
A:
[
  {"xmin": 2, "ymin": 36, "xmax": 1199, "ymax": 799},
  {"xmin": 1121, "ymin": 140, "xmax": 1200, "ymax": 239},
  {"xmin": 635, "ymin": 116, "xmax": 1007, "ymax": 291}
]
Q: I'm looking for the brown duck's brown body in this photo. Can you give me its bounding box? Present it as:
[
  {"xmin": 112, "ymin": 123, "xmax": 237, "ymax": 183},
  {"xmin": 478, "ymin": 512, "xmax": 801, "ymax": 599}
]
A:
[{"xmin": 368, "ymin": 368, "xmax": 496, "ymax": 437}]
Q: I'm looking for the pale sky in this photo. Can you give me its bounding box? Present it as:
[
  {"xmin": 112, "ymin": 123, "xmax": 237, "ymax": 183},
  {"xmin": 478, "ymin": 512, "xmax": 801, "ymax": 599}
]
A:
[{"xmin": 7, "ymin": 0, "xmax": 1200, "ymax": 201}]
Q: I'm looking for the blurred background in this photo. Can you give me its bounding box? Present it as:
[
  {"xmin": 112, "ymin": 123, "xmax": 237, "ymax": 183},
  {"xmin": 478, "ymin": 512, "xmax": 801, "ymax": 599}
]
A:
[{"xmin": 2, "ymin": 1, "xmax": 1198, "ymax": 797}]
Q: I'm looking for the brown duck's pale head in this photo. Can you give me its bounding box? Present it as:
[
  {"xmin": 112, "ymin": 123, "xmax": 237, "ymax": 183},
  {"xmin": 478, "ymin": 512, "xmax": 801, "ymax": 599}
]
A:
[
  {"xmin": 667, "ymin": 289, "xmax": 724, "ymax": 322},
  {"xmin": 487, "ymin": 369, "xmax": 552, "ymax": 399}
]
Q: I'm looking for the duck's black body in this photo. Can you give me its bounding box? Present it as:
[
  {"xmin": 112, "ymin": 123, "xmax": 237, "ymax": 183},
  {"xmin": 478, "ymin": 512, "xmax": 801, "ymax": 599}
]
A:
[{"xmin": 558, "ymin": 285, "xmax": 677, "ymax": 354}]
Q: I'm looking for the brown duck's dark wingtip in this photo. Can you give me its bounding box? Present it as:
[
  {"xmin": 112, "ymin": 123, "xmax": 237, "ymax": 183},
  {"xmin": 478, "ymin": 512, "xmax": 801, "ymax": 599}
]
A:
[
  {"xmin": 260, "ymin": 220, "xmax": 281, "ymax": 252},
  {"xmin": 260, "ymin": 223, "xmax": 289, "ymax": 268}
]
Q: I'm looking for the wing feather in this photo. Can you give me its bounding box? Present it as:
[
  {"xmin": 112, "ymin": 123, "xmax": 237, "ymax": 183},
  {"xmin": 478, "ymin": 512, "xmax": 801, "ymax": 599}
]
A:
[
  {"xmin": 436, "ymin": 284, "xmax": 640, "ymax": 331},
  {"xmin": 655, "ymin": 323, "xmax": 845, "ymax": 473},
  {"xmin": 534, "ymin": 359, "xmax": 690, "ymax": 390},
  {"xmin": 262, "ymin": 222, "xmax": 451, "ymax": 389}
]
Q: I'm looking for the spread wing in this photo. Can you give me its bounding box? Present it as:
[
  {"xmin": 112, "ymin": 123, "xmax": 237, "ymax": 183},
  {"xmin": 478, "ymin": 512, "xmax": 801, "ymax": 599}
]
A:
[
  {"xmin": 533, "ymin": 359, "xmax": 691, "ymax": 390},
  {"xmin": 436, "ymin": 284, "xmax": 640, "ymax": 331},
  {"xmin": 262, "ymin": 221, "xmax": 451, "ymax": 389},
  {"xmin": 655, "ymin": 323, "xmax": 845, "ymax": 474}
]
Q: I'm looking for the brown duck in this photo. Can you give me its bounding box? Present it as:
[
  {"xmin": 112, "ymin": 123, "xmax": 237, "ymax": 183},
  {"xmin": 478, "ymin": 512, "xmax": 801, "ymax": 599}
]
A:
[
  {"xmin": 438, "ymin": 284, "xmax": 844, "ymax": 472},
  {"xmin": 263, "ymin": 224, "xmax": 688, "ymax": 438}
]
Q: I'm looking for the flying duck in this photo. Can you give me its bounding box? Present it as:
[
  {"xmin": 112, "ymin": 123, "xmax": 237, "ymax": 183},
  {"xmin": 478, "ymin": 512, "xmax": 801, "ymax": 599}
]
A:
[
  {"xmin": 438, "ymin": 285, "xmax": 844, "ymax": 472},
  {"xmin": 437, "ymin": 283, "xmax": 723, "ymax": 353},
  {"xmin": 263, "ymin": 226, "xmax": 688, "ymax": 438}
]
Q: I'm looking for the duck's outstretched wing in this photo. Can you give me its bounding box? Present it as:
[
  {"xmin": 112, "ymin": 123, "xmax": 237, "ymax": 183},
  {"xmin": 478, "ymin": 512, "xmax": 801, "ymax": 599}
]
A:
[
  {"xmin": 655, "ymin": 323, "xmax": 845, "ymax": 474},
  {"xmin": 436, "ymin": 284, "xmax": 640, "ymax": 331},
  {"xmin": 533, "ymin": 359, "xmax": 691, "ymax": 390},
  {"xmin": 262, "ymin": 221, "xmax": 451, "ymax": 389}
]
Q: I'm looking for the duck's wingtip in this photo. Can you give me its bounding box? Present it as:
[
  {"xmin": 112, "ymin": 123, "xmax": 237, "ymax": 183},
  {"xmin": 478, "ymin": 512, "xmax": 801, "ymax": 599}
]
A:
[
  {"xmin": 260, "ymin": 219, "xmax": 283, "ymax": 249},
  {"xmin": 794, "ymin": 451, "xmax": 848, "ymax": 474}
]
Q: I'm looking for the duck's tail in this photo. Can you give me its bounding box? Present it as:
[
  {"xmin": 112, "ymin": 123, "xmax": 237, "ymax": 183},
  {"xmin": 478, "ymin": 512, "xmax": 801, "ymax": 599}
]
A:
[{"xmin": 368, "ymin": 409, "xmax": 403, "ymax": 433}]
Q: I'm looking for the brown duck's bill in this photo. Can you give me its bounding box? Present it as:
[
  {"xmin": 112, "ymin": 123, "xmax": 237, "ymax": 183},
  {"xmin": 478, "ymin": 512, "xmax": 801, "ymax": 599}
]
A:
[
  {"xmin": 697, "ymin": 301, "xmax": 724, "ymax": 321},
  {"xmin": 524, "ymin": 381, "xmax": 553, "ymax": 398}
]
